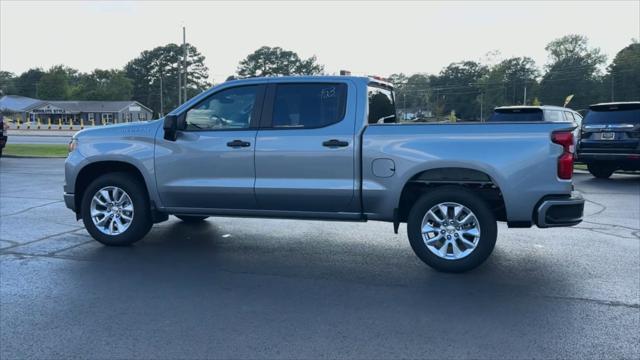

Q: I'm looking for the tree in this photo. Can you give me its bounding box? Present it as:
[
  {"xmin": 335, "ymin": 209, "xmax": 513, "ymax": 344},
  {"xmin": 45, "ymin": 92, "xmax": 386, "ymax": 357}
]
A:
[
  {"xmin": 539, "ymin": 34, "xmax": 606, "ymax": 110},
  {"xmin": 125, "ymin": 43, "xmax": 210, "ymax": 116},
  {"xmin": 236, "ymin": 46, "xmax": 324, "ymax": 77},
  {"xmin": 607, "ymin": 41, "xmax": 640, "ymax": 101},
  {"xmin": 481, "ymin": 57, "xmax": 540, "ymax": 112},
  {"xmin": 72, "ymin": 69, "xmax": 133, "ymax": 101},
  {"xmin": 13, "ymin": 68, "xmax": 45, "ymax": 98},
  {"xmin": 0, "ymin": 71, "xmax": 17, "ymax": 95},
  {"xmin": 430, "ymin": 61, "xmax": 488, "ymax": 120},
  {"xmin": 36, "ymin": 65, "xmax": 74, "ymax": 100}
]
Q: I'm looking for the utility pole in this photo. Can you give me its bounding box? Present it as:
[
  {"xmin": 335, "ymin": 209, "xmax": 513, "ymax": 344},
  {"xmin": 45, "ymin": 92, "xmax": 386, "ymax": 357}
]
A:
[
  {"xmin": 523, "ymin": 85, "xmax": 527, "ymax": 105},
  {"xmin": 182, "ymin": 26, "xmax": 187, "ymax": 103}
]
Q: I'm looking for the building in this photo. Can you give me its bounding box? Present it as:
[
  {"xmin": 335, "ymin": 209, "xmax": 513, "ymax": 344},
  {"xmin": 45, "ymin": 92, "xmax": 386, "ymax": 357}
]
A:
[{"xmin": 0, "ymin": 95, "xmax": 153, "ymax": 125}]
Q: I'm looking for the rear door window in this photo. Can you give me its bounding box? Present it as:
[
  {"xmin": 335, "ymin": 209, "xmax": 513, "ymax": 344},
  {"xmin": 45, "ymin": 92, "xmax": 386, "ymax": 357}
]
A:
[{"xmin": 271, "ymin": 83, "xmax": 347, "ymax": 128}]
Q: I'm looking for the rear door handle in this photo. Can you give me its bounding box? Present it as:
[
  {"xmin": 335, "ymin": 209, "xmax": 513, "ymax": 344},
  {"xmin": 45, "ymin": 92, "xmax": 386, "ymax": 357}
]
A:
[
  {"xmin": 226, "ymin": 139, "xmax": 251, "ymax": 148},
  {"xmin": 322, "ymin": 139, "xmax": 349, "ymax": 148}
]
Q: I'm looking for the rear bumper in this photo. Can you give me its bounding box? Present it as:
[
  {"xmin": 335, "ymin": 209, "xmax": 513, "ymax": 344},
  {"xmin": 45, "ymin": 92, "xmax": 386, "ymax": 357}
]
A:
[
  {"xmin": 578, "ymin": 152, "xmax": 640, "ymax": 162},
  {"xmin": 536, "ymin": 192, "xmax": 584, "ymax": 228}
]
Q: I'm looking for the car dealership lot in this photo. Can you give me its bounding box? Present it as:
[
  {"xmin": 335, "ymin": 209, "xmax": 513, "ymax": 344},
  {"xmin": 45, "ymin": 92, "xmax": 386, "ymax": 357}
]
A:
[{"xmin": 1, "ymin": 158, "xmax": 638, "ymax": 359}]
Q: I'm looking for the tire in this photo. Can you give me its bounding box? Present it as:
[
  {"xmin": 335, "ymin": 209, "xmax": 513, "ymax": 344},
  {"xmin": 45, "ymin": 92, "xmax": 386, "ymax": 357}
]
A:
[
  {"xmin": 587, "ymin": 163, "xmax": 615, "ymax": 179},
  {"xmin": 175, "ymin": 215, "xmax": 209, "ymax": 223},
  {"xmin": 407, "ymin": 186, "xmax": 497, "ymax": 273},
  {"xmin": 81, "ymin": 172, "xmax": 152, "ymax": 246}
]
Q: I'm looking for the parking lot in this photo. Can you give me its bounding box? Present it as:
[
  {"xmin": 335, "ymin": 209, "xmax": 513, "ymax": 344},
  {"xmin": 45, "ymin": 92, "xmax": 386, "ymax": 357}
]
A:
[{"xmin": 1, "ymin": 157, "xmax": 638, "ymax": 359}]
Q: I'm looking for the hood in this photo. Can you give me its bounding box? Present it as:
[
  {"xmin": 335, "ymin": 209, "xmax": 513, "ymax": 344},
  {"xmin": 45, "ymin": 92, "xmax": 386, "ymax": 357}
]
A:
[{"xmin": 73, "ymin": 119, "xmax": 162, "ymax": 139}]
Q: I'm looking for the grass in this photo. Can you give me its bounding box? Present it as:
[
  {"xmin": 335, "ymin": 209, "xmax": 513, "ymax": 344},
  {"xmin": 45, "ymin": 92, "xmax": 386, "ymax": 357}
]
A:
[{"xmin": 3, "ymin": 144, "xmax": 68, "ymax": 158}]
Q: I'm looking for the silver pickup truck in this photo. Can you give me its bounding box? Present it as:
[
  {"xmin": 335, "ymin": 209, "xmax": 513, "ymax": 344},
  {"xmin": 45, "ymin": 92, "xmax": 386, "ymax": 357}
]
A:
[{"xmin": 64, "ymin": 76, "xmax": 584, "ymax": 272}]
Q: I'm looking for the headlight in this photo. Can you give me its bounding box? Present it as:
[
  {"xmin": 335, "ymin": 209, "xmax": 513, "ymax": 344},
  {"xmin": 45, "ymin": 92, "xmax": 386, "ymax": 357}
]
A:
[{"xmin": 68, "ymin": 138, "xmax": 78, "ymax": 153}]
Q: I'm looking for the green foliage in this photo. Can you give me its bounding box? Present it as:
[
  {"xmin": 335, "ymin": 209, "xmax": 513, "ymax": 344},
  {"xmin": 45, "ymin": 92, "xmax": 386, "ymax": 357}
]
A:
[
  {"xmin": 36, "ymin": 65, "xmax": 73, "ymax": 100},
  {"xmin": 72, "ymin": 69, "xmax": 133, "ymax": 101},
  {"xmin": 125, "ymin": 43, "xmax": 211, "ymax": 115},
  {"xmin": 0, "ymin": 71, "xmax": 17, "ymax": 95},
  {"xmin": 236, "ymin": 46, "xmax": 324, "ymax": 77},
  {"xmin": 539, "ymin": 34, "xmax": 607, "ymax": 110},
  {"xmin": 13, "ymin": 68, "xmax": 45, "ymax": 98},
  {"xmin": 1, "ymin": 35, "xmax": 636, "ymax": 123},
  {"xmin": 480, "ymin": 57, "xmax": 539, "ymax": 112},
  {"xmin": 430, "ymin": 61, "xmax": 488, "ymax": 120},
  {"xmin": 608, "ymin": 43, "xmax": 640, "ymax": 101}
]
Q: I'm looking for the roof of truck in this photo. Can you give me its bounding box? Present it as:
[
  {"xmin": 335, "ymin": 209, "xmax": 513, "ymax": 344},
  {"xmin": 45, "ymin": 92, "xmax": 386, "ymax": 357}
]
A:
[{"xmin": 223, "ymin": 75, "xmax": 392, "ymax": 88}]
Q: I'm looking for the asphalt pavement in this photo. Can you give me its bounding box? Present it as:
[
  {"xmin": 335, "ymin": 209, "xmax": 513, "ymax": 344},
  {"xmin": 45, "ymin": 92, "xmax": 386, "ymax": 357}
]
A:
[
  {"xmin": 7, "ymin": 135, "xmax": 71, "ymax": 145},
  {"xmin": 1, "ymin": 157, "xmax": 638, "ymax": 359}
]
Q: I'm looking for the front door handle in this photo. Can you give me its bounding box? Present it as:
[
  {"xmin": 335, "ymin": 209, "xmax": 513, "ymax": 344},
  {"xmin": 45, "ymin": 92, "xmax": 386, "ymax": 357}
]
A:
[
  {"xmin": 322, "ymin": 139, "xmax": 349, "ymax": 148},
  {"xmin": 226, "ymin": 139, "xmax": 251, "ymax": 148}
]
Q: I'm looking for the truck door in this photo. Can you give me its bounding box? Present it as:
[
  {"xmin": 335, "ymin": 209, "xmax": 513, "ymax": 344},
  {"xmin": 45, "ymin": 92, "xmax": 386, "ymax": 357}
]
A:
[
  {"xmin": 254, "ymin": 81, "xmax": 356, "ymax": 212},
  {"xmin": 155, "ymin": 85, "xmax": 264, "ymax": 210}
]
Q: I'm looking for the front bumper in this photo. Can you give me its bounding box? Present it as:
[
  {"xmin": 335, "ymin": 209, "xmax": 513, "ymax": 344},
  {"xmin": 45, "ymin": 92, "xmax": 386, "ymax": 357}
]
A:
[
  {"xmin": 536, "ymin": 192, "xmax": 585, "ymax": 228},
  {"xmin": 64, "ymin": 192, "xmax": 76, "ymax": 212}
]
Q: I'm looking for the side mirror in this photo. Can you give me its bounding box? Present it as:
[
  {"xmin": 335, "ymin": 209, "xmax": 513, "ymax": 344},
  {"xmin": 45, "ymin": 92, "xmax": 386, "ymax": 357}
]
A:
[{"xmin": 163, "ymin": 115, "xmax": 178, "ymax": 141}]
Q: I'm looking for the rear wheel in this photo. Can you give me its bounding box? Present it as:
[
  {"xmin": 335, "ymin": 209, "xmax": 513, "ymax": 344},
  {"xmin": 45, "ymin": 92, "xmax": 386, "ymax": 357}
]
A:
[
  {"xmin": 175, "ymin": 215, "xmax": 209, "ymax": 223},
  {"xmin": 587, "ymin": 163, "xmax": 615, "ymax": 179},
  {"xmin": 81, "ymin": 172, "xmax": 152, "ymax": 246},
  {"xmin": 407, "ymin": 186, "xmax": 497, "ymax": 273}
]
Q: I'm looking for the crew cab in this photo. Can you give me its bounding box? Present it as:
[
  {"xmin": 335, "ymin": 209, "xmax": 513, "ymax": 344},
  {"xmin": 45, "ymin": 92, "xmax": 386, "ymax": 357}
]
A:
[
  {"xmin": 578, "ymin": 102, "xmax": 640, "ymax": 178},
  {"xmin": 64, "ymin": 76, "xmax": 584, "ymax": 272}
]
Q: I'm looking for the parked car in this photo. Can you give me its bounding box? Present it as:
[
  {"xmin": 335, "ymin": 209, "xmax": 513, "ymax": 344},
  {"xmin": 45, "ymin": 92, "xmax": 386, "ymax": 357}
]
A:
[
  {"xmin": 487, "ymin": 105, "xmax": 583, "ymax": 146},
  {"xmin": 64, "ymin": 76, "xmax": 584, "ymax": 273},
  {"xmin": 577, "ymin": 102, "xmax": 640, "ymax": 179},
  {"xmin": 0, "ymin": 114, "xmax": 7, "ymax": 157}
]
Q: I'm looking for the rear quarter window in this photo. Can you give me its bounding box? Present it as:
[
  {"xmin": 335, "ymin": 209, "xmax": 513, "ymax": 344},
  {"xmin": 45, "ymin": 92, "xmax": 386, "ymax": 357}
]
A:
[{"xmin": 368, "ymin": 86, "xmax": 396, "ymax": 124}]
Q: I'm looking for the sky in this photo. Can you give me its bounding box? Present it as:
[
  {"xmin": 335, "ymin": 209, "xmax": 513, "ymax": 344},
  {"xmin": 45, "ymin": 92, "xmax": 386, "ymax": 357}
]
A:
[{"xmin": 1, "ymin": 0, "xmax": 639, "ymax": 84}]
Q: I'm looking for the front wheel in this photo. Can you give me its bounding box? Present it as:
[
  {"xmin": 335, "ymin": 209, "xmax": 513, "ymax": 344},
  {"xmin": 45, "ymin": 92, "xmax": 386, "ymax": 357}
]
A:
[
  {"xmin": 407, "ymin": 186, "xmax": 497, "ymax": 273},
  {"xmin": 81, "ymin": 172, "xmax": 152, "ymax": 246},
  {"xmin": 587, "ymin": 163, "xmax": 615, "ymax": 179}
]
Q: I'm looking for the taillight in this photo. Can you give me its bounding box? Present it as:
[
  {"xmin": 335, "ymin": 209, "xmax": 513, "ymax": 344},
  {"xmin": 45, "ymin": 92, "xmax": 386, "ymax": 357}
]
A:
[{"xmin": 552, "ymin": 131, "xmax": 574, "ymax": 180}]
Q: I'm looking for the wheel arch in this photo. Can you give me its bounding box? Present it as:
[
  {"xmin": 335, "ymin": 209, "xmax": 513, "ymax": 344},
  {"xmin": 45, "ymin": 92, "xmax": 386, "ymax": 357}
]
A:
[
  {"xmin": 74, "ymin": 160, "xmax": 150, "ymax": 217},
  {"xmin": 396, "ymin": 167, "xmax": 507, "ymax": 225}
]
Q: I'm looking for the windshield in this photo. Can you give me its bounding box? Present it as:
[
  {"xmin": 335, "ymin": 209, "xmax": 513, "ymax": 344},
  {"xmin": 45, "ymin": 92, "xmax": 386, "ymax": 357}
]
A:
[
  {"xmin": 487, "ymin": 109, "xmax": 543, "ymax": 122},
  {"xmin": 584, "ymin": 109, "xmax": 640, "ymax": 125}
]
